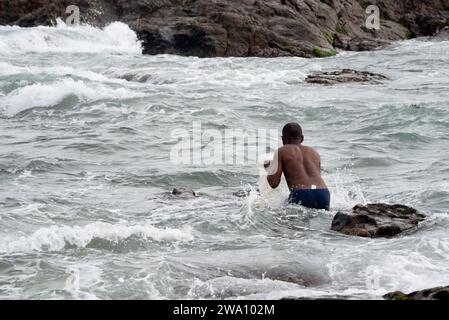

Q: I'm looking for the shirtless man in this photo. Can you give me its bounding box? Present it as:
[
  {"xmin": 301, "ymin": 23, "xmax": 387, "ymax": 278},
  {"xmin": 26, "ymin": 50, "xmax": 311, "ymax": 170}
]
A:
[{"xmin": 265, "ymin": 123, "xmax": 330, "ymax": 210}]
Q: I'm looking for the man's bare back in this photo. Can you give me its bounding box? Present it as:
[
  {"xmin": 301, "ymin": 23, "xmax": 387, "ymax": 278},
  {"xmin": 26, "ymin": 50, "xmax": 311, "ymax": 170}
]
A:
[
  {"xmin": 266, "ymin": 123, "xmax": 330, "ymax": 210},
  {"xmin": 277, "ymin": 144, "xmax": 327, "ymax": 190}
]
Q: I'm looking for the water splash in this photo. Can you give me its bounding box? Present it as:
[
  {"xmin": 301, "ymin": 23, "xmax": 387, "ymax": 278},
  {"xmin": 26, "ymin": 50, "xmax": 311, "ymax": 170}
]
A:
[
  {"xmin": 0, "ymin": 19, "xmax": 142, "ymax": 55},
  {"xmin": 0, "ymin": 222, "xmax": 194, "ymax": 253},
  {"xmin": 0, "ymin": 78, "xmax": 146, "ymax": 117},
  {"xmin": 65, "ymin": 267, "xmax": 80, "ymax": 292}
]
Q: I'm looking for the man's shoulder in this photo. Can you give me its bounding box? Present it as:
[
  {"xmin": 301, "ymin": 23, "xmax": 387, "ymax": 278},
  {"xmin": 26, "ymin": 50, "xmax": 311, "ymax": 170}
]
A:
[
  {"xmin": 276, "ymin": 146, "xmax": 290, "ymax": 159},
  {"xmin": 277, "ymin": 145, "xmax": 301, "ymax": 159},
  {"xmin": 278, "ymin": 145, "xmax": 297, "ymax": 153},
  {"xmin": 301, "ymin": 145, "xmax": 321, "ymax": 157}
]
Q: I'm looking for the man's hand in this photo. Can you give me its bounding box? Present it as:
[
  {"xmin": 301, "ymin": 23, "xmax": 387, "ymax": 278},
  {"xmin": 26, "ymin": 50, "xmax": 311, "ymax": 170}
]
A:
[
  {"xmin": 264, "ymin": 160, "xmax": 271, "ymax": 169},
  {"xmin": 266, "ymin": 150, "xmax": 283, "ymax": 189}
]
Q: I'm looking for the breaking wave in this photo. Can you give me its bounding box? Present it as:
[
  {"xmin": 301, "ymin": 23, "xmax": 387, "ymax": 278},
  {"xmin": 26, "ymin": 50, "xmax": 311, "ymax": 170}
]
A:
[
  {"xmin": 0, "ymin": 19, "xmax": 142, "ymax": 55},
  {"xmin": 0, "ymin": 222, "xmax": 194, "ymax": 253},
  {"xmin": 0, "ymin": 78, "xmax": 146, "ymax": 116}
]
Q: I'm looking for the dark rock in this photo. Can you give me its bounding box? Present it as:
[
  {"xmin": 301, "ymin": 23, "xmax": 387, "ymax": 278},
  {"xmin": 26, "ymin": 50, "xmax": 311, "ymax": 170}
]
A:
[
  {"xmin": 232, "ymin": 187, "xmax": 259, "ymax": 198},
  {"xmin": 332, "ymin": 34, "xmax": 391, "ymax": 52},
  {"xmin": 118, "ymin": 72, "xmax": 152, "ymax": 83},
  {"xmin": 401, "ymin": 11, "xmax": 449, "ymax": 38},
  {"xmin": 233, "ymin": 190, "xmax": 250, "ymax": 198},
  {"xmin": 172, "ymin": 187, "xmax": 197, "ymax": 197},
  {"xmin": 346, "ymin": 37, "xmax": 392, "ymax": 51},
  {"xmin": 384, "ymin": 286, "xmax": 449, "ymax": 300},
  {"xmin": 0, "ymin": 0, "xmax": 114, "ymax": 27},
  {"xmin": 305, "ymin": 69, "xmax": 389, "ymax": 85},
  {"xmin": 331, "ymin": 203, "xmax": 426, "ymax": 238},
  {"xmin": 433, "ymin": 26, "xmax": 449, "ymax": 41},
  {"xmin": 226, "ymin": 263, "xmax": 330, "ymax": 287},
  {"xmin": 1, "ymin": 0, "xmax": 449, "ymax": 57}
]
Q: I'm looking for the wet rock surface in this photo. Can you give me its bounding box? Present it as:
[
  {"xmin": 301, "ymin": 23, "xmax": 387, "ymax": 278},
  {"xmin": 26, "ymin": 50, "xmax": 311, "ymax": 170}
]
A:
[
  {"xmin": 1, "ymin": 0, "xmax": 448, "ymax": 57},
  {"xmin": 384, "ymin": 286, "xmax": 449, "ymax": 300},
  {"xmin": 331, "ymin": 203, "xmax": 426, "ymax": 238},
  {"xmin": 171, "ymin": 187, "xmax": 197, "ymax": 197},
  {"xmin": 305, "ymin": 69, "xmax": 389, "ymax": 85}
]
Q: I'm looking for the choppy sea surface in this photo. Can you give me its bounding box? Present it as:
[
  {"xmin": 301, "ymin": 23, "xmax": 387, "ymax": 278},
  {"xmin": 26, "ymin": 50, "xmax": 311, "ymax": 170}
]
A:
[{"xmin": 1, "ymin": 21, "xmax": 449, "ymax": 300}]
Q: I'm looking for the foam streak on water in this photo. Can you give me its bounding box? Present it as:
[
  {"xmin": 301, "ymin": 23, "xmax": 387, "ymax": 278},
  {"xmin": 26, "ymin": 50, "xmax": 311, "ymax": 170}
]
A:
[{"xmin": 1, "ymin": 22, "xmax": 449, "ymax": 299}]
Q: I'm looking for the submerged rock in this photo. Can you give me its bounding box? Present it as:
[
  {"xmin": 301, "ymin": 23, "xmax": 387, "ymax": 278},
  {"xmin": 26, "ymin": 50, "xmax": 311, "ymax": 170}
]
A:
[
  {"xmin": 305, "ymin": 69, "xmax": 389, "ymax": 85},
  {"xmin": 172, "ymin": 187, "xmax": 197, "ymax": 197},
  {"xmin": 118, "ymin": 72, "xmax": 152, "ymax": 83},
  {"xmin": 233, "ymin": 190, "xmax": 250, "ymax": 198},
  {"xmin": 384, "ymin": 286, "xmax": 449, "ymax": 300},
  {"xmin": 331, "ymin": 203, "xmax": 426, "ymax": 238},
  {"xmin": 232, "ymin": 187, "xmax": 260, "ymax": 198}
]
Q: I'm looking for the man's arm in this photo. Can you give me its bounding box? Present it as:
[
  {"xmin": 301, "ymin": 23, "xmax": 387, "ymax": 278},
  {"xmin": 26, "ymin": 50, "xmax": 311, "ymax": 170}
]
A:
[
  {"xmin": 317, "ymin": 151, "xmax": 322, "ymax": 172},
  {"xmin": 267, "ymin": 150, "xmax": 283, "ymax": 189}
]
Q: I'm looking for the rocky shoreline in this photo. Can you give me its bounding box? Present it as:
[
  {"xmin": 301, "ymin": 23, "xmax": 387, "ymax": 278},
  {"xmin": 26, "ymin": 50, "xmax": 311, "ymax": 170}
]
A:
[
  {"xmin": 384, "ymin": 286, "xmax": 449, "ymax": 300},
  {"xmin": 1, "ymin": 0, "xmax": 448, "ymax": 57}
]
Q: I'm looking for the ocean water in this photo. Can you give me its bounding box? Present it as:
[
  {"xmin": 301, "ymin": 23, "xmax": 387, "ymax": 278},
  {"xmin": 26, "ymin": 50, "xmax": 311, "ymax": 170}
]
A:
[{"xmin": 1, "ymin": 21, "xmax": 449, "ymax": 300}]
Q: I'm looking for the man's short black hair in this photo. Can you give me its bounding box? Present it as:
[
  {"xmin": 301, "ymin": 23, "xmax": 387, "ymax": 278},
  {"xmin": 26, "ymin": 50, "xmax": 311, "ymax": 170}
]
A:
[{"xmin": 282, "ymin": 123, "xmax": 303, "ymax": 140}]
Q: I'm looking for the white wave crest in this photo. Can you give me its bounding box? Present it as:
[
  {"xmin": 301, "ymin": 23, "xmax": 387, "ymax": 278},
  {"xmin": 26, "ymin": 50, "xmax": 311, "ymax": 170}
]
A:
[
  {"xmin": 0, "ymin": 78, "xmax": 146, "ymax": 116},
  {"xmin": 0, "ymin": 222, "xmax": 194, "ymax": 253},
  {"xmin": 0, "ymin": 19, "xmax": 142, "ymax": 55},
  {"xmin": 0, "ymin": 62, "xmax": 124, "ymax": 83}
]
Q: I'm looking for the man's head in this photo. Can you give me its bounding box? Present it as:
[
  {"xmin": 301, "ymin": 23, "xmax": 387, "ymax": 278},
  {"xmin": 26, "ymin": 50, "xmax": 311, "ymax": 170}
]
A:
[{"xmin": 282, "ymin": 122, "xmax": 303, "ymax": 145}]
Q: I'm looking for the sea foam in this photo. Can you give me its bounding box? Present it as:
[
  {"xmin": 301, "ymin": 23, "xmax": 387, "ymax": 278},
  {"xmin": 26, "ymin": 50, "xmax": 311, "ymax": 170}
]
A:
[
  {"xmin": 0, "ymin": 62, "xmax": 124, "ymax": 83},
  {"xmin": 0, "ymin": 78, "xmax": 146, "ymax": 116},
  {"xmin": 0, "ymin": 222, "xmax": 194, "ymax": 253},
  {"xmin": 0, "ymin": 19, "xmax": 142, "ymax": 55}
]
